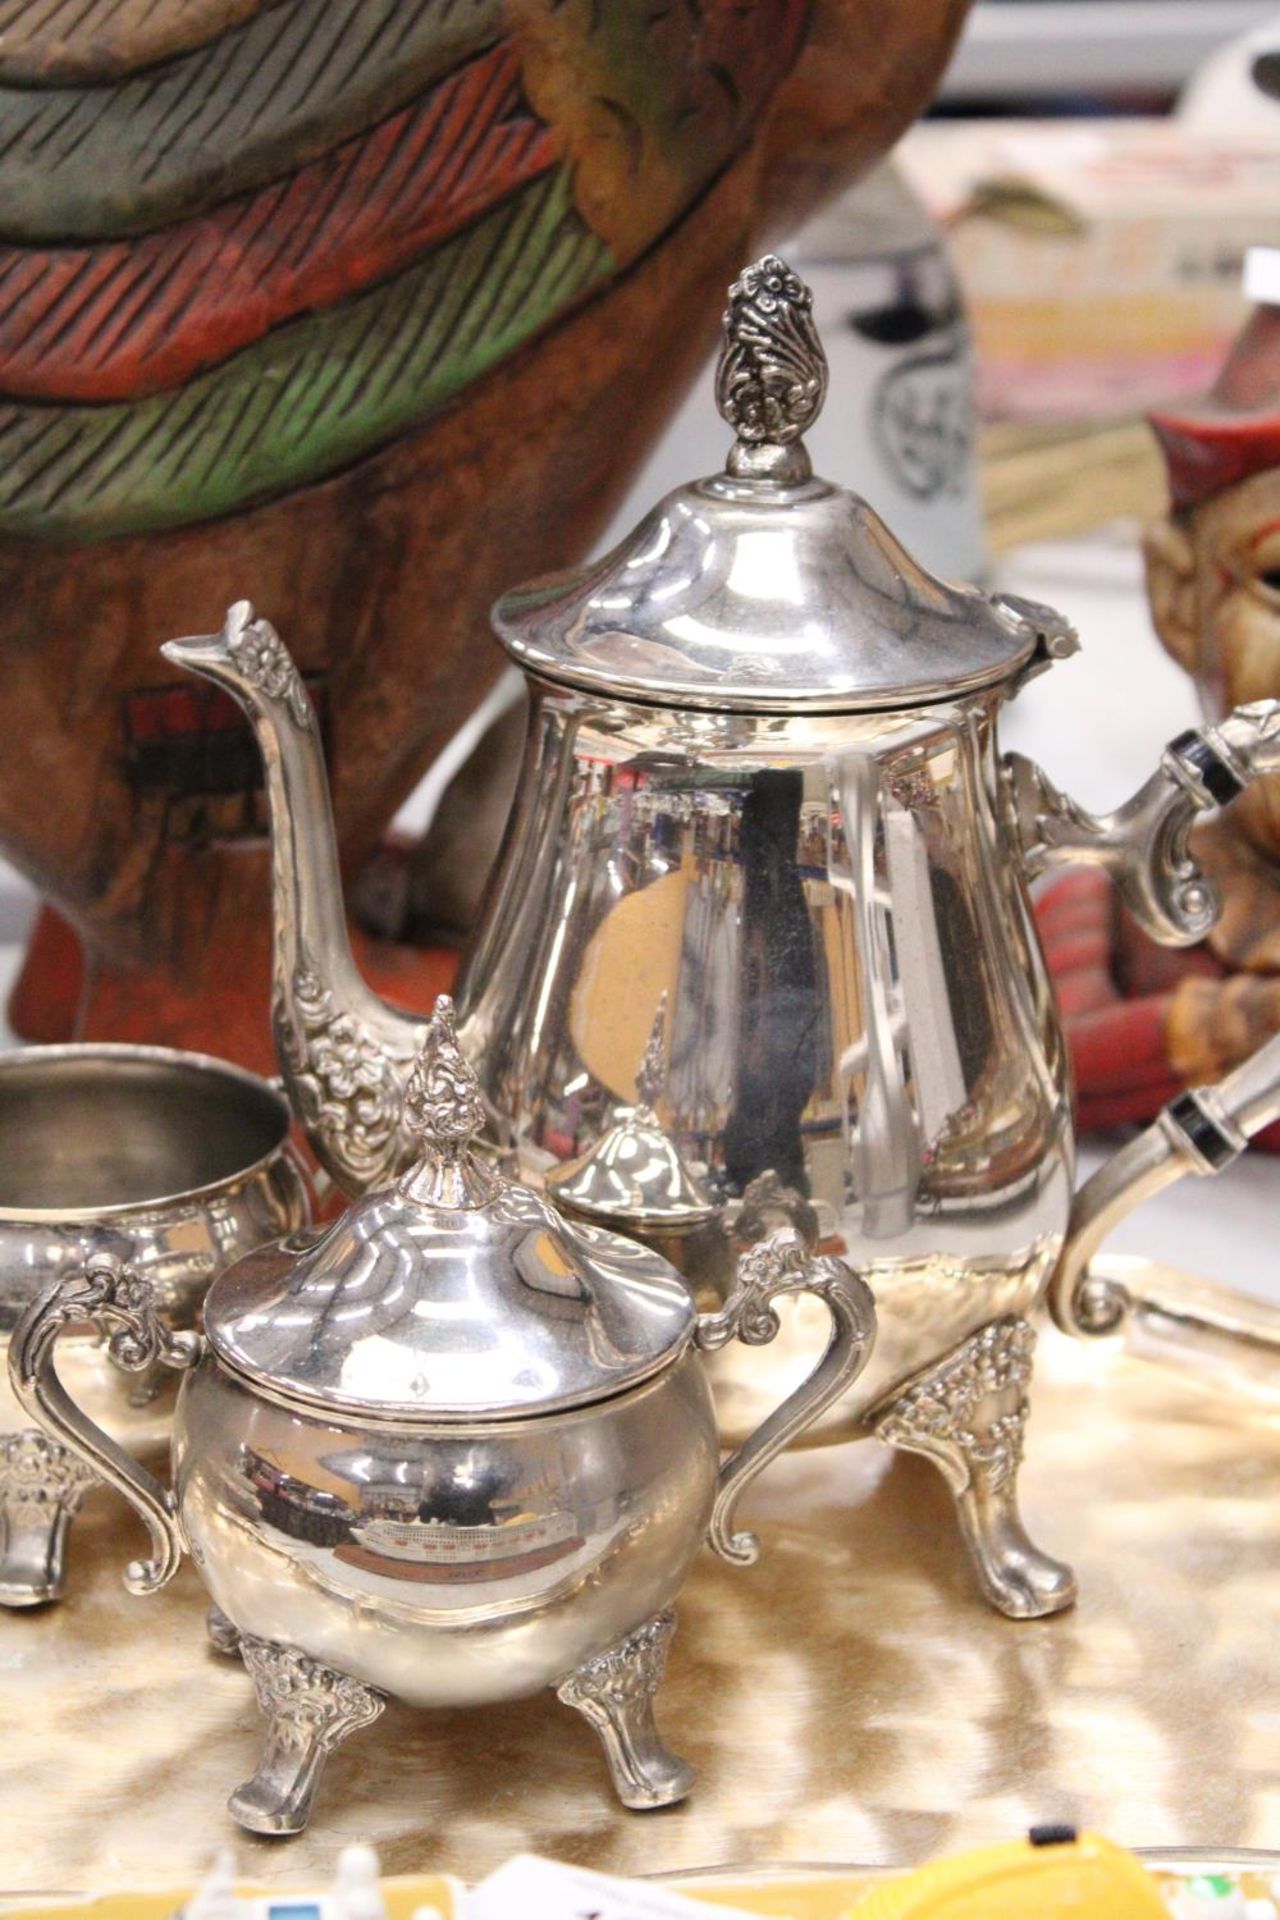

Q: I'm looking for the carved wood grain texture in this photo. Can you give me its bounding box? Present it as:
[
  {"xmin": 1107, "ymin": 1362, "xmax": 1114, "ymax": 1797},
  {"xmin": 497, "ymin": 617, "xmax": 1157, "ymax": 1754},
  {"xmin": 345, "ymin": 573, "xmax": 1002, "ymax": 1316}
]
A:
[
  {"xmin": 0, "ymin": 0, "xmax": 502, "ymax": 241},
  {"xmin": 0, "ymin": 163, "xmax": 756, "ymax": 1060},
  {"xmin": 0, "ymin": 42, "xmax": 558, "ymax": 402},
  {"xmin": 0, "ymin": 0, "xmax": 280, "ymax": 87},
  {"xmin": 0, "ymin": 0, "xmax": 816, "ymax": 536},
  {"xmin": 0, "ymin": 171, "xmax": 610, "ymax": 540},
  {"xmin": 508, "ymin": 0, "xmax": 810, "ymax": 260},
  {"xmin": 0, "ymin": 0, "xmax": 976, "ymax": 1060},
  {"xmin": 0, "ymin": 0, "xmax": 811, "ymax": 408}
]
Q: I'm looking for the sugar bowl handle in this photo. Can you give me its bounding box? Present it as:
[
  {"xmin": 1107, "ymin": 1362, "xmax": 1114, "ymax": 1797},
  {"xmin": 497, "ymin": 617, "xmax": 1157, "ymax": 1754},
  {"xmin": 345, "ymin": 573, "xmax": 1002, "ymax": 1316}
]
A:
[
  {"xmin": 695, "ymin": 1232, "xmax": 875, "ymax": 1566},
  {"xmin": 9, "ymin": 1247, "xmax": 200, "ymax": 1595},
  {"xmin": 1006, "ymin": 698, "xmax": 1280, "ymax": 945}
]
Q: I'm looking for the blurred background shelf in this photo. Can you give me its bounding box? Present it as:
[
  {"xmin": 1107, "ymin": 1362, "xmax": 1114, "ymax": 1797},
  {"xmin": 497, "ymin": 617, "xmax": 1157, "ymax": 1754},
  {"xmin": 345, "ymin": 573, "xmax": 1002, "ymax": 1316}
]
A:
[
  {"xmin": 980, "ymin": 419, "xmax": 1166, "ymax": 549},
  {"xmin": 942, "ymin": 2, "xmax": 1278, "ymax": 101}
]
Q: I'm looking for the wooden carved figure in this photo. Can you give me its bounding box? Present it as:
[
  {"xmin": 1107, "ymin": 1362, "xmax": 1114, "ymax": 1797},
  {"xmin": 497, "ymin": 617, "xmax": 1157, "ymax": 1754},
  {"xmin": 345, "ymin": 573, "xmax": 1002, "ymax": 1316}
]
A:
[
  {"xmin": 1042, "ymin": 252, "xmax": 1280, "ymax": 1144},
  {"xmin": 0, "ymin": 0, "xmax": 969, "ymax": 1069}
]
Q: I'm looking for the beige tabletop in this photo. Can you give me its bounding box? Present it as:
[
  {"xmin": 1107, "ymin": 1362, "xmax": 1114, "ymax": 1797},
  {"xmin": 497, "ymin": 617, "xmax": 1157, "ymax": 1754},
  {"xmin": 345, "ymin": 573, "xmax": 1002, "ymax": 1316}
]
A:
[{"xmin": 6, "ymin": 1319, "xmax": 1280, "ymax": 1891}]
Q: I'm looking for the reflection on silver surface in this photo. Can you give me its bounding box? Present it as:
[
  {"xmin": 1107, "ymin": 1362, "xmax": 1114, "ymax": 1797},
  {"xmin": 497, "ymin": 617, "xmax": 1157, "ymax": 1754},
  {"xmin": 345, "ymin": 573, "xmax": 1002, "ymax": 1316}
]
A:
[
  {"xmin": 548, "ymin": 995, "xmax": 719, "ymax": 1230},
  {"xmin": 548, "ymin": 995, "xmax": 726, "ymax": 1301},
  {"xmin": 460, "ymin": 691, "xmax": 1073, "ymax": 1422},
  {"xmin": 179, "ymin": 1358, "xmax": 717, "ymax": 1656}
]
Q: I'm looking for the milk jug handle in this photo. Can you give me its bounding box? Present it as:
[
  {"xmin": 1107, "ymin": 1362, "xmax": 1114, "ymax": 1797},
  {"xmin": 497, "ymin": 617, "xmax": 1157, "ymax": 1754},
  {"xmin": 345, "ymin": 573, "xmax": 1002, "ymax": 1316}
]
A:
[
  {"xmin": 1049, "ymin": 1031, "xmax": 1280, "ymax": 1366},
  {"xmin": 8, "ymin": 1246, "xmax": 200, "ymax": 1595},
  {"xmin": 694, "ymin": 1231, "xmax": 876, "ymax": 1567},
  {"xmin": 1005, "ymin": 699, "xmax": 1280, "ymax": 946}
]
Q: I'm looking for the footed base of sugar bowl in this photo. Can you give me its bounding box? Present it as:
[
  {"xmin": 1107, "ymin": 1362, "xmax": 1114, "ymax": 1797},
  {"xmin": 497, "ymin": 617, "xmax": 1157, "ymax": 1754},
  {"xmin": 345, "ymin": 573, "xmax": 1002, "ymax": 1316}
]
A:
[
  {"xmin": 219, "ymin": 1610, "xmax": 694, "ymax": 1836},
  {"xmin": 557, "ymin": 1609, "xmax": 694, "ymax": 1811},
  {"xmin": 229, "ymin": 1634, "xmax": 387, "ymax": 1837}
]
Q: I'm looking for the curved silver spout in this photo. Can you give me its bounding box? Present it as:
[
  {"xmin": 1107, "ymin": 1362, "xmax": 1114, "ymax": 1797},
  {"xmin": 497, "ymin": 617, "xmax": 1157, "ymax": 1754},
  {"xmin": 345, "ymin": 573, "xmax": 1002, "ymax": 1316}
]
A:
[{"xmin": 162, "ymin": 602, "xmax": 428, "ymax": 1193}]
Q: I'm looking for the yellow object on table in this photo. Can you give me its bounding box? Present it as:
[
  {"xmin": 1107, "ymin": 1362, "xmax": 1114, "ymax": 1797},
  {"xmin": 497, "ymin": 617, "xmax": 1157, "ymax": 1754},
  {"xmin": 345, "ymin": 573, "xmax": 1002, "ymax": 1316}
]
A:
[
  {"xmin": 833, "ymin": 1829, "xmax": 1166, "ymax": 1917},
  {"xmin": 1, "ymin": 1847, "xmax": 1278, "ymax": 1920}
]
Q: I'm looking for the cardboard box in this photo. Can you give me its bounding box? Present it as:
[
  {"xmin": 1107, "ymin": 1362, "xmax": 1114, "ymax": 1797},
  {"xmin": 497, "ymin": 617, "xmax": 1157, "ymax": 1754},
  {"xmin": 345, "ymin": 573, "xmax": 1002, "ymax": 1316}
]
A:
[{"xmin": 898, "ymin": 120, "xmax": 1280, "ymax": 421}]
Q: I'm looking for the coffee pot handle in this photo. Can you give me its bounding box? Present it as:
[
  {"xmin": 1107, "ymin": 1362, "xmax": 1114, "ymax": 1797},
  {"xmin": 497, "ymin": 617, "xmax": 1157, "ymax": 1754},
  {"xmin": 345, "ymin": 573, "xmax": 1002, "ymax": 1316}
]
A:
[
  {"xmin": 694, "ymin": 1231, "xmax": 876, "ymax": 1566},
  {"xmin": 8, "ymin": 1246, "xmax": 200, "ymax": 1594},
  {"xmin": 1005, "ymin": 699, "xmax": 1280, "ymax": 945},
  {"xmin": 1050, "ymin": 1032, "xmax": 1280, "ymax": 1371}
]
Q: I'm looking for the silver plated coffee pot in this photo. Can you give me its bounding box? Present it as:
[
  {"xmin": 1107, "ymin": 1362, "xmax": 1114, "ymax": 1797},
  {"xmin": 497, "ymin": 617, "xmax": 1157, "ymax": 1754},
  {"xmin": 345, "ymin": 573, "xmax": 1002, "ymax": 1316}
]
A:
[
  {"xmin": 163, "ymin": 256, "xmax": 1280, "ymax": 1624},
  {"xmin": 11, "ymin": 1000, "xmax": 874, "ymax": 1836}
]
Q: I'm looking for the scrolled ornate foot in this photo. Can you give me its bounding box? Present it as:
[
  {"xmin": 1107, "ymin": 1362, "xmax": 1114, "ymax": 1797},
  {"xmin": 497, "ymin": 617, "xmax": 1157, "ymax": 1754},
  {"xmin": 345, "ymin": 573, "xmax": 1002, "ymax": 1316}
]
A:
[
  {"xmin": 228, "ymin": 1635, "xmax": 385, "ymax": 1836},
  {"xmin": 0, "ymin": 1428, "xmax": 98, "ymax": 1608},
  {"xmin": 873, "ymin": 1316, "xmax": 1076, "ymax": 1621},
  {"xmin": 206, "ymin": 1604, "xmax": 241, "ymax": 1656},
  {"xmin": 556, "ymin": 1610, "xmax": 694, "ymax": 1810}
]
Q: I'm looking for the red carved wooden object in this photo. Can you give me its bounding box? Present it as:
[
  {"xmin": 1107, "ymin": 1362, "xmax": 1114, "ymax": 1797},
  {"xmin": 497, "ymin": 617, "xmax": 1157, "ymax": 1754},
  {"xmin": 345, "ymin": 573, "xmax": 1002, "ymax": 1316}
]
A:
[{"xmin": 0, "ymin": 0, "xmax": 971, "ymax": 1067}]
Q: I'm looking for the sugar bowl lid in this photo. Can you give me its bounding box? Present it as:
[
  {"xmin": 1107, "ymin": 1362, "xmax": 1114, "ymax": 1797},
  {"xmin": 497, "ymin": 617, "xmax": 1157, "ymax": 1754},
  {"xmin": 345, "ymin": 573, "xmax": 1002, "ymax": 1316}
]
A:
[
  {"xmin": 491, "ymin": 255, "xmax": 1053, "ymax": 714},
  {"xmin": 203, "ymin": 999, "xmax": 696, "ymax": 1422}
]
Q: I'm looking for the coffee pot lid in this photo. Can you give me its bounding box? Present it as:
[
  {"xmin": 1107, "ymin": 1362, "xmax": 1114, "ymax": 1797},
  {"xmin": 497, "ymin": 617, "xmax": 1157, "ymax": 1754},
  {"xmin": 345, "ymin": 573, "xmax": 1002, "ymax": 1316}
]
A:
[
  {"xmin": 491, "ymin": 256, "xmax": 1059, "ymax": 714},
  {"xmin": 203, "ymin": 999, "xmax": 696, "ymax": 1422}
]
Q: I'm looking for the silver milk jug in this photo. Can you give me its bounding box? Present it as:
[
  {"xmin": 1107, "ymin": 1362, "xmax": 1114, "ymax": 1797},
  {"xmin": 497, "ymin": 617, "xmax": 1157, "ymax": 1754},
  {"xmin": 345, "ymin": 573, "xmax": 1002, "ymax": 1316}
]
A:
[{"xmin": 163, "ymin": 256, "xmax": 1280, "ymax": 1623}]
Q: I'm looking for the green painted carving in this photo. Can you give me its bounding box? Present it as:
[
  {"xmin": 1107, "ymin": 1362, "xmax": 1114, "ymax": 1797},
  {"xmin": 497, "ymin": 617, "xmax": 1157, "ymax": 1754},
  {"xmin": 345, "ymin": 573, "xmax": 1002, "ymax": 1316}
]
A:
[
  {"xmin": 0, "ymin": 0, "xmax": 502, "ymax": 243},
  {"xmin": 0, "ymin": 0, "xmax": 279, "ymax": 86},
  {"xmin": 0, "ymin": 43, "xmax": 556, "ymax": 402},
  {"xmin": 0, "ymin": 171, "xmax": 612, "ymax": 540}
]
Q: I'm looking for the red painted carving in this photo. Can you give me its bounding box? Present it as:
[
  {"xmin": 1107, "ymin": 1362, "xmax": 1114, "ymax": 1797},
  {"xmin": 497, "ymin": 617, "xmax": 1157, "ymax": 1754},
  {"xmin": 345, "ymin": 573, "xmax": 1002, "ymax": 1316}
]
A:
[{"xmin": 0, "ymin": 42, "xmax": 558, "ymax": 404}]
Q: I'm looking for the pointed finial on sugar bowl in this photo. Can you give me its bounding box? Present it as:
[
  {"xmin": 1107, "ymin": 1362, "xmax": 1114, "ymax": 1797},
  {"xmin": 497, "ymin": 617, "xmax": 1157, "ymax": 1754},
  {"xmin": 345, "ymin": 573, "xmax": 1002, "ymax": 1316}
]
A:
[
  {"xmin": 715, "ymin": 255, "xmax": 827, "ymax": 484},
  {"xmin": 401, "ymin": 996, "xmax": 499, "ymax": 1209}
]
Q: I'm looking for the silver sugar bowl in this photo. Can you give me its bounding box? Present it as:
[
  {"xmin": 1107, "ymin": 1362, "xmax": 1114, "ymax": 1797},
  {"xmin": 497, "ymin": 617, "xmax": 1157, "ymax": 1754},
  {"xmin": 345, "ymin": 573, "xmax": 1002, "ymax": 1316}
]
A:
[
  {"xmin": 0, "ymin": 1042, "xmax": 308, "ymax": 1608},
  {"xmin": 161, "ymin": 256, "xmax": 1280, "ymax": 1625},
  {"xmin": 11, "ymin": 1000, "xmax": 874, "ymax": 1836}
]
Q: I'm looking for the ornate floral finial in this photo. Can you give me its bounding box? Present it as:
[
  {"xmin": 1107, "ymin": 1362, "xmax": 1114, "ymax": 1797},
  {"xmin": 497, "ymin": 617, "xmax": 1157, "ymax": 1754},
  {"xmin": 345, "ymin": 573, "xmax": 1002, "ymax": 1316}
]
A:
[
  {"xmin": 634, "ymin": 991, "xmax": 668, "ymax": 1113},
  {"xmin": 715, "ymin": 256, "xmax": 827, "ymax": 478},
  {"xmin": 401, "ymin": 997, "xmax": 496, "ymax": 1207}
]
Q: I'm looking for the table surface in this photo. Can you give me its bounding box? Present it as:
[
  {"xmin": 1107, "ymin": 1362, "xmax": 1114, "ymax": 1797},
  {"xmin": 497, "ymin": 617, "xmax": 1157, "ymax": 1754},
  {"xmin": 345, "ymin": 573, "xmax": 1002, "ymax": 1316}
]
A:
[{"xmin": 7, "ymin": 1329, "xmax": 1280, "ymax": 1890}]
